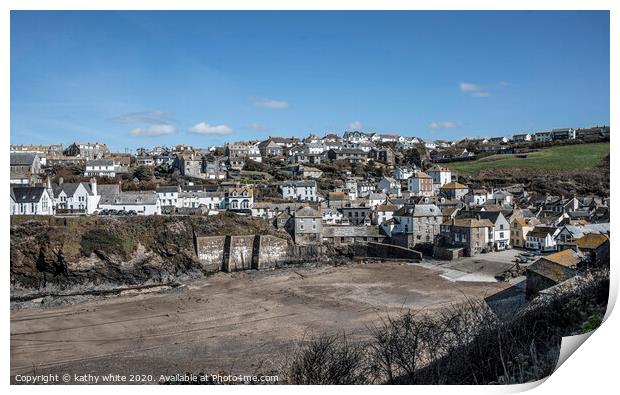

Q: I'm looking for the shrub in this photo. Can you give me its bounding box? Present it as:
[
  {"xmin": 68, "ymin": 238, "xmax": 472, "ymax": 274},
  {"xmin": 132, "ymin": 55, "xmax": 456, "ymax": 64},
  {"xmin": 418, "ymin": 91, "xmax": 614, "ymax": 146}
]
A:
[{"xmin": 80, "ymin": 228, "xmax": 135, "ymax": 258}]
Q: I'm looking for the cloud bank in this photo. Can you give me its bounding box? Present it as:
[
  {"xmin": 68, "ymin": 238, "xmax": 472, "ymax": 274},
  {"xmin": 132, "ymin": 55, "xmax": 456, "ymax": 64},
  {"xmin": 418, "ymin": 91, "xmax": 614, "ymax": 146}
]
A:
[
  {"xmin": 188, "ymin": 122, "xmax": 234, "ymax": 135},
  {"xmin": 129, "ymin": 124, "xmax": 177, "ymax": 137},
  {"xmin": 429, "ymin": 121, "xmax": 463, "ymax": 131},
  {"xmin": 254, "ymin": 98, "xmax": 289, "ymax": 109}
]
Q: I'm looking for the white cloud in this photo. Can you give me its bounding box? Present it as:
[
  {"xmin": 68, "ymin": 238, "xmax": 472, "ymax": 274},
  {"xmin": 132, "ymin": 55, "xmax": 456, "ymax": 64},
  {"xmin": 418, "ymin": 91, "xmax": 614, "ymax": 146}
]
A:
[
  {"xmin": 188, "ymin": 122, "xmax": 234, "ymax": 135},
  {"xmin": 111, "ymin": 111, "xmax": 174, "ymax": 124},
  {"xmin": 254, "ymin": 98, "xmax": 289, "ymax": 109},
  {"xmin": 249, "ymin": 122, "xmax": 270, "ymax": 132},
  {"xmin": 459, "ymin": 82, "xmax": 480, "ymax": 92},
  {"xmin": 460, "ymin": 81, "xmax": 507, "ymax": 97},
  {"xmin": 129, "ymin": 124, "xmax": 176, "ymax": 137},
  {"xmin": 349, "ymin": 120, "xmax": 363, "ymax": 130},
  {"xmin": 429, "ymin": 121, "xmax": 462, "ymax": 131}
]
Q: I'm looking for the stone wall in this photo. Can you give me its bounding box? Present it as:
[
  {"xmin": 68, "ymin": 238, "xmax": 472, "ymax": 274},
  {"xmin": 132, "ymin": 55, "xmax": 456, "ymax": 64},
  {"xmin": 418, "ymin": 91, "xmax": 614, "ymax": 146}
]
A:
[
  {"xmin": 194, "ymin": 235, "xmax": 226, "ymax": 272},
  {"xmin": 432, "ymin": 246, "xmax": 464, "ymax": 260},
  {"xmin": 194, "ymin": 234, "xmax": 292, "ymax": 273},
  {"xmin": 257, "ymin": 235, "xmax": 290, "ymax": 269},
  {"xmin": 354, "ymin": 242, "xmax": 423, "ymax": 261},
  {"xmin": 226, "ymin": 235, "xmax": 256, "ymax": 272}
]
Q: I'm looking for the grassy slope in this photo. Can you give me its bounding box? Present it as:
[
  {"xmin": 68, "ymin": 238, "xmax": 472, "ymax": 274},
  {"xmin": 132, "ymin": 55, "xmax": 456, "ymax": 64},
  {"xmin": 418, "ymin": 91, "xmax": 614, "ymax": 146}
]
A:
[{"xmin": 445, "ymin": 143, "xmax": 610, "ymax": 176}]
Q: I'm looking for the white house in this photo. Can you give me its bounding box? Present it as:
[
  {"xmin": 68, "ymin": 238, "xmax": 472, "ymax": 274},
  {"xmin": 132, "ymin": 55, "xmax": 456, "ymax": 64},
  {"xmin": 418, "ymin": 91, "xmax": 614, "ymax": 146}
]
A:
[
  {"xmin": 98, "ymin": 191, "xmax": 161, "ymax": 215},
  {"xmin": 357, "ymin": 181, "xmax": 375, "ymax": 198},
  {"xmin": 551, "ymin": 128, "xmax": 576, "ymax": 140},
  {"xmin": 225, "ymin": 187, "xmax": 254, "ymax": 210},
  {"xmin": 379, "ymin": 134, "xmax": 401, "ymax": 143},
  {"xmin": 392, "ymin": 166, "xmax": 416, "ymax": 181},
  {"xmin": 10, "ymin": 186, "xmax": 54, "ymax": 215},
  {"xmin": 464, "ymin": 189, "xmax": 491, "ymax": 206},
  {"xmin": 492, "ymin": 190, "xmax": 514, "ymax": 206},
  {"xmin": 534, "ymin": 131, "xmax": 552, "ymax": 142},
  {"xmin": 367, "ymin": 192, "xmax": 387, "ymax": 208},
  {"xmin": 85, "ymin": 159, "xmax": 116, "ymax": 178},
  {"xmin": 525, "ymin": 227, "xmax": 559, "ymax": 252},
  {"xmin": 321, "ymin": 207, "xmax": 346, "ymax": 225},
  {"xmin": 426, "ymin": 165, "xmax": 452, "ymax": 187},
  {"xmin": 344, "ymin": 179, "xmax": 359, "ymax": 199},
  {"xmin": 178, "ymin": 191, "xmax": 223, "ymax": 209},
  {"xmin": 407, "ymin": 171, "xmax": 434, "ymax": 197},
  {"xmin": 377, "ymin": 177, "xmax": 401, "ymax": 196},
  {"xmin": 54, "ymin": 178, "xmax": 100, "ymax": 214},
  {"xmin": 512, "ymin": 133, "xmax": 532, "ymax": 142},
  {"xmin": 376, "ymin": 204, "xmax": 398, "ymax": 225},
  {"xmin": 304, "ymin": 142, "xmax": 325, "ymax": 154},
  {"xmin": 156, "ymin": 185, "xmax": 180, "ymax": 207},
  {"xmin": 281, "ymin": 180, "xmax": 319, "ymax": 202},
  {"xmin": 477, "ymin": 211, "xmax": 511, "ymax": 250}
]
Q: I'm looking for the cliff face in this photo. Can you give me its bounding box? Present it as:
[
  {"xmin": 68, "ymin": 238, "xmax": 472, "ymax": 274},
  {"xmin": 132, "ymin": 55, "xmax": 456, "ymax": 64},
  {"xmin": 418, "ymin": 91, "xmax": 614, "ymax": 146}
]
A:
[{"xmin": 10, "ymin": 214, "xmax": 293, "ymax": 301}]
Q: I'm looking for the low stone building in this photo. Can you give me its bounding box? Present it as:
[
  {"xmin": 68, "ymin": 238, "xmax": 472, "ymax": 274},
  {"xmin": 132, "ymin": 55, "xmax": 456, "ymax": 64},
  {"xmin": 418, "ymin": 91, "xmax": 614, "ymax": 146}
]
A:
[
  {"xmin": 439, "ymin": 217, "xmax": 494, "ymax": 256},
  {"xmin": 525, "ymin": 249, "xmax": 582, "ymax": 299},
  {"xmin": 439, "ymin": 182, "xmax": 469, "ymax": 200},
  {"xmin": 391, "ymin": 204, "xmax": 443, "ymax": 247},
  {"xmin": 321, "ymin": 225, "xmax": 386, "ymax": 245},
  {"xmin": 293, "ymin": 206, "xmax": 322, "ymax": 245}
]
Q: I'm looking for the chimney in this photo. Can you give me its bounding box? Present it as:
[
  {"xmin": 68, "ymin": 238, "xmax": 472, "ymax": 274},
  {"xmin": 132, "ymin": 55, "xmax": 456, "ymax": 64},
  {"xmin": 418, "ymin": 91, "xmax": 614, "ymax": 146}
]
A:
[
  {"xmin": 59, "ymin": 177, "xmax": 64, "ymax": 186},
  {"xmin": 476, "ymin": 214, "xmax": 481, "ymax": 221},
  {"xmin": 46, "ymin": 176, "xmax": 52, "ymax": 190},
  {"xmin": 90, "ymin": 177, "xmax": 97, "ymax": 196}
]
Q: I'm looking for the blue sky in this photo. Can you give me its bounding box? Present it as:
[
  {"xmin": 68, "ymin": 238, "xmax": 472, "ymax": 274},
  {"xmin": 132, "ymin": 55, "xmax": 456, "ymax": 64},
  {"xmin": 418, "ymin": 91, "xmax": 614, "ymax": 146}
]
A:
[{"xmin": 11, "ymin": 11, "xmax": 609, "ymax": 152}]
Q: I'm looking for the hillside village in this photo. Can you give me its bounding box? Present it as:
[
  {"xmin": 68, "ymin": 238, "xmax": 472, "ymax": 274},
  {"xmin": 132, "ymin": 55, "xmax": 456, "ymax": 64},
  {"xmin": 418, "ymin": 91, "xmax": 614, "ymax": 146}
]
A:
[{"xmin": 10, "ymin": 126, "xmax": 610, "ymax": 295}]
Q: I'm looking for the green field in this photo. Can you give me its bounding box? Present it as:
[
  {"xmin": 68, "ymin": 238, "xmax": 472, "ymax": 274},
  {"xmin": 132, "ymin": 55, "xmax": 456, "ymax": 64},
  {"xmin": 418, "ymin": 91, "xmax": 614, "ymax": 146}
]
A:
[{"xmin": 445, "ymin": 143, "xmax": 610, "ymax": 175}]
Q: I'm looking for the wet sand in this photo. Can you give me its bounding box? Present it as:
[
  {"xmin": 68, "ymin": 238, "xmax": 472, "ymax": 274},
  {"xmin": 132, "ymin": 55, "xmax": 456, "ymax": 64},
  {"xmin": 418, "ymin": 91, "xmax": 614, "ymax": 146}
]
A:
[{"xmin": 11, "ymin": 262, "xmax": 508, "ymax": 382}]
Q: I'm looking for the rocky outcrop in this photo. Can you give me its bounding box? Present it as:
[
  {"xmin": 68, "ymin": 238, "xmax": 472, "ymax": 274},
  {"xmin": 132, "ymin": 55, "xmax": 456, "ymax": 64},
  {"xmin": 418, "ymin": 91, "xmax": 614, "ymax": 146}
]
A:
[{"xmin": 10, "ymin": 214, "xmax": 294, "ymax": 302}]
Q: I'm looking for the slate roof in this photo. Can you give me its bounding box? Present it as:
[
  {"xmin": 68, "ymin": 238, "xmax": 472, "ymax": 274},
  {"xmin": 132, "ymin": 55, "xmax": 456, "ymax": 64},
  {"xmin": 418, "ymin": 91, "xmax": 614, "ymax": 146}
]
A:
[
  {"xmin": 86, "ymin": 159, "xmax": 114, "ymax": 166},
  {"xmin": 97, "ymin": 184, "xmax": 120, "ymax": 197},
  {"xmin": 99, "ymin": 191, "xmax": 158, "ymax": 205},
  {"xmin": 54, "ymin": 182, "xmax": 94, "ymax": 198},
  {"xmin": 295, "ymin": 206, "xmax": 321, "ymax": 217},
  {"xmin": 528, "ymin": 226, "xmax": 557, "ymax": 238},
  {"xmin": 394, "ymin": 204, "xmax": 441, "ymax": 217},
  {"xmin": 282, "ymin": 180, "xmax": 317, "ymax": 188},
  {"xmin": 11, "ymin": 186, "xmax": 46, "ymax": 203},
  {"xmin": 156, "ymin": 186, "xmax": 180, "ymax": 193},
  {"xmin": 10, "ymin": 153, "xmax": 37, "ymax": 166},
  {"xmin": 474, "ymin": 211, "xmax": 508, "ymax": 225}
]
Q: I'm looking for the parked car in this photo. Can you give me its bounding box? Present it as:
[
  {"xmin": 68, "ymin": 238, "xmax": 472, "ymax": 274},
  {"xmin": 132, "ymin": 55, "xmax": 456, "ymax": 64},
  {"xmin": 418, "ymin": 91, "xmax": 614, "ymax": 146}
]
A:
[
  {"xmin": 116, "ymin": 210, "xmax": 127, "ymax": 216},
  {"xmin": 127, "ymin": 210, "xmax": 137, "ymax": 216},
  {"xmin": 99, "ymin": 209, "xmax": 109, "ymax": 215},
  {"xmin": 107, "ymin": 209, "xmax": 118, "ymax": 215}
]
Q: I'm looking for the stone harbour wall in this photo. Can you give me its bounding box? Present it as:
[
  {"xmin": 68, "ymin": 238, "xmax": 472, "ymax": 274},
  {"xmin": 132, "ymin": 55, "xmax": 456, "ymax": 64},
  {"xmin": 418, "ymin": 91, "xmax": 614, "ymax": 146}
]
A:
[
  {"xmin": 354, "ymin": 242, "xmax": 423, "ymax": 261},
  {"xmin": 194, "ymin": 234, "xmax": 292, "ymax": 273}
]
